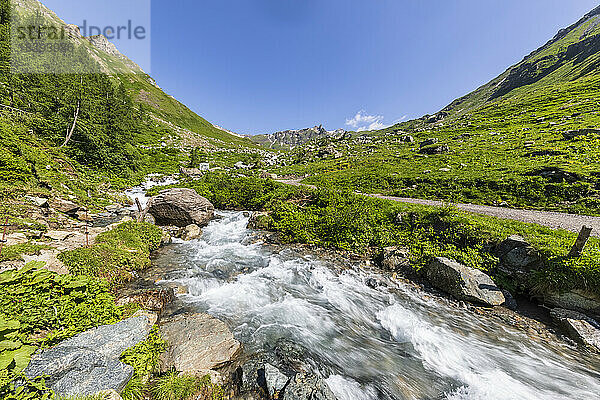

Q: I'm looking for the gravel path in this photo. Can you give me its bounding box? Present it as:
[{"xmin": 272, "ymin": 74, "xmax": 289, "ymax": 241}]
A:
[{"xmin": 278, "ymin": 179, "xmax": 600, "ymax": 237}]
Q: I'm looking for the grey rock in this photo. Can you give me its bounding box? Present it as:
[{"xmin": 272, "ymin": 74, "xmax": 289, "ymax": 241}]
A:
[
  {"xmin": 159, "ymin": 312, "xmax": 241, "ymax": 376},
  {"xmin": 543, "ymin": 289, "xmax": 600, "ymax": 318},
  {"xmin": 27, "ymin": 196, "xmax": 49, "ymax": 208},
  {"xmin": 424, "ymin": 257, "xmax": 505, "ymax": 306},
  {"xmin": 419, "ymin": 138, "xmax": 438, "ymax": 147},
  {"xmin": 419, "ymin": 144, "xmax": 450, "ymax": 155},
  {"xmin": 181, "ymin": 224, "xmax": 202, "ymax": 241},
  {"xmin": 550, "ymin": 308, "xmax": 600, "ymax": 351},
  {"xmin": 282, "ymin": 372, "xmax": 337, "ymax": 400},
  {"xmin": 146, "ymin": 188, "xmax": 214, "ymax": 227},
  {"xmin": 24, "ymin": 312, "xmax": 156, "ymax": 396},
  {"xmin": 265, "ymin": 363, "xmax": 290, "ymax": 396},
  {"xmin": 378, "ymin": 246, "xmax": 412, "ymax": 277},
  {"xmin": 495, "ymin": 235, "xmax": 542, "ymax": 276},
  {"xmin": 50, "ymin": 198, "xmax": 80, "ymax": 215}
]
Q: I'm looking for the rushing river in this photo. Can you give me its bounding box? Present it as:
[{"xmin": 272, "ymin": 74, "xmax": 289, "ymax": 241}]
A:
[{"xmin": 151, "ymin": 211, "xmax": 600, "ymax": 400}]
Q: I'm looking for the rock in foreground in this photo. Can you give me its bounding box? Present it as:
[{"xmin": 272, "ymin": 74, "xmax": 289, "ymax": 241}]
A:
[
  {"xmin": 424, "ymin": 257, "xmax": 505, "ymax": 306},
  {"xmin": 24, "ymin": 311, "xmax": 156, "ymax": 396},
  {"xmin": 550, "ymin": 308, "xmax": 600, "ymax": 352},
  {"xmin": 159, "ymin": 312, "xmax": 241, "ymax": 377},
  {"xmin": 146, "ymin": 188, "xmax": 214, "ymax": 227}
]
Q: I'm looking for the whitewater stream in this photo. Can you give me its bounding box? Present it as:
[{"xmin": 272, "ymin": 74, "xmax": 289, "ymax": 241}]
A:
[{"xmin": 149, "ymin": 211, "xmax": 600, "ymax": 400}]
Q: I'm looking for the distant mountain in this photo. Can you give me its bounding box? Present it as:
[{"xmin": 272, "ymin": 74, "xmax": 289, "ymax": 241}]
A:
[{"xmin": 251, "ymin": 125, "xmax": 348, "ymax": 149}]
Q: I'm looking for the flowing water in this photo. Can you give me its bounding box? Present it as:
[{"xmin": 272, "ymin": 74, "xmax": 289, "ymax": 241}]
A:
[{"xmin": 151, "ymin": 211, "xmax": 600, "ymax": 400}]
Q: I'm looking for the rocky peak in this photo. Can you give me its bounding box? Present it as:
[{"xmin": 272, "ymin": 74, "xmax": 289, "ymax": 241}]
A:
[{"xmin": 86, "ymin": 35, "xmax": 122, "ymax": 57}]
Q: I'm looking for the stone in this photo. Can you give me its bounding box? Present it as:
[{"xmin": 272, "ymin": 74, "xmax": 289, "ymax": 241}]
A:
[
  {"xmin": 550, "ymin": 308, "xmax": 600, "ymax": 351},
  {"xmin": 401, "ymin": 135, "xmax": 415, "ymax": 143},
  {"xmin": 424, "ymin": 257, "xmax": 506, "ymax": 306},
  {"xmin": 45, "ymin": 230, "xmax": 77, "ymax": 241},
  {"xmin": 543, "ymin": 289, "xmax": 600, "ymax": 318},
  {"xmin": 22, "ymin": 249, "xmax": 68, "ymax": 274},
  {"xmin": 419, "ymin": 138, "xmax": 439, "ymax": 147},
  {"xmin": 159, "ymin": 312, "xmax": 241, "ymax": 376},
  {"xmin": 98, "ymin": 389, "xmax": 123, "ymax": 400},
  {"xmin": 419, "ymin": 144, "xmax": 450, "ymax": 155},
  {"xmin": 5, "ymin": 232, "xmax": 28, "ymax": 246},
  {"xmin": 26, "ymin": 196, "xmax": 49, "ymax": 208},
  {"xmin": 378, "ymin": 246, "xmax": 412, "ymax": 276},
  {"xmin": 265, "ymin": 363, "xmax": 290, "ymax": 396},
  {"xmin": 116, "ymin": 287, "xmax": 175, "ymax": 314},
  {"xmin": 145, "ymin": 188, "xmax": 214, "ymax": 227},
  {"xmin": 181, "ymin": 224, "xmax": 202, "ymax": 241},
  {"xmin": 282, "ymin": 372, "xmax": 337, "ymax": 400},
  {"xmin": 495, "ymin": 235, "xmax": 542, "ymax": 276},
  {"xmin": 24, "ymin": 311, "xmax": 157, "ymax": 396},
  {"xmin": 50, "ymin": 198, "xmax": 80, "ymax": 215},
  {"xmin": 144, "ymin": 213, "xmax": 156, "ymax": 225}
]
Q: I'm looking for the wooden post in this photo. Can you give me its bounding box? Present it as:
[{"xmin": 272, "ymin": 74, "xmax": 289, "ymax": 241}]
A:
[
  {"xmin": 0, "ymin": 216, "xmax": 9, "ymax": 258},
  {"xmin": 85, "ymin": 209, "xmax": 89, "ymax": 248},
  {"xmin": 569, "ymin": 226, "xmax": 592, "ymax": 258},
  {"xmin": 135, "ymin": 198, "xmax": 143, "ymax": 222}
]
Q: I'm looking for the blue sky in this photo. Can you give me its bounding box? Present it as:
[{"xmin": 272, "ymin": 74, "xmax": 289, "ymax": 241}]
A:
[{"xmin": 42, "ymin": 0, "xmax": 599, "ymax": 135}]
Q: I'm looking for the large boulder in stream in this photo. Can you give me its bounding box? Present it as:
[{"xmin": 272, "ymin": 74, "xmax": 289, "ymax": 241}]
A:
[
  {"xmin": 424, "ymin": 257, "xmax": 505, "ymax": 306},
  {"xmin": 24, "ymin": 311, "xmax": 157, "ymax": 396},
  {"xmin": 282, "ymin": 372, "xmax": 337, "ymax": 400},
  {"xmin": 159, "ymin": 312, "xmax": 241, "ymax": 377},
  {"xmin": 145, "ymin": 188, "xmax": 214, "ymax": 227}
]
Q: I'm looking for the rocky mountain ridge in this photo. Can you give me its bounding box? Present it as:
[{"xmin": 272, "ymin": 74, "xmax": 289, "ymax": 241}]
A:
[{"xmin": 251, "ymin": 125, "xmax": 348, "ymax": 150}]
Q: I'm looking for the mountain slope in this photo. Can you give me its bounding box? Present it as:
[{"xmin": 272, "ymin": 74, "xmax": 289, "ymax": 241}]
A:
[
  {"xmin": 274, "ymin": 6, "xmax": 600, "ymax": 215},
  {"xmin": 0, "ymin": 0, "xmax": 263, "ymax": 211}
]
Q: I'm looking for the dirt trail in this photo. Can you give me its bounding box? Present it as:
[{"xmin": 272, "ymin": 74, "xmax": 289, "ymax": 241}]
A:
[{"xmin": 278, "ymin": 179, "xmax": 600, "ymax": 237}]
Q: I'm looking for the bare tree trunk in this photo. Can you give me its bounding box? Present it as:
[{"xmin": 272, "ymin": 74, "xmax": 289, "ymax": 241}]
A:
[{"xmin": 61, "ymin": 99, "xmax": 80, "ymax": 148}]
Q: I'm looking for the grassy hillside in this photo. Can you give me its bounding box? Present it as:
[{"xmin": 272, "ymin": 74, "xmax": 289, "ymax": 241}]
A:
[
  {"xmin": 273, "ymin": 6, "xmax": 600, "ymax": 216},
  {"xmin": 0, "ymin": 0, "xmax": 262, "ymax": 211}
]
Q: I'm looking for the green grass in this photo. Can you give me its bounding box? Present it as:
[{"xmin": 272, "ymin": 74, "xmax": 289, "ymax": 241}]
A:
[
  {"xmin": 0, "ymin": 242, "xmax": 51, "ymax": 262},
  {"xmin": 58, "ymin": 221, "xmax": 163, "ymax": 286}
]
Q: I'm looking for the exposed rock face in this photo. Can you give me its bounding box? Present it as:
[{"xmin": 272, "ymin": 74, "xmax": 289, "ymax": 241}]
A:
[
  {"xmin": 146, "ymin": 188, "xmax": 214, "ymax": 227},
  {"xmin": 251, "ymin": 125, "xmax": 348, "ymax": 150},
  {"xmin": 495, "ymin": 235, "xmax": 542, "ymax": 277},
  {"xmin": 24, "ymin": 311, "xmax": 157, "ymax": 396},
  {"xmin": 550, "ymin": 308, "xmax": 600, "ymax": 351},
  {"xmin": 424, "ymin": 257, "xmax": 506, "ymax": 306},
  {"xmin": 50, "ymin": 198, "xmax": 80, "ymax": 215},
  {"xmin": 116, "ymin": 287, "xmax": 175, "ymax": 314},
  {"xmin": 378, "ymin": 246, "xmax": 412, "ymax": 277},
  {"xmin": 543, "ymin": 289, "xmax": 600, "ymax": 318},
  {"xmin": 282, "ymin": 372, "xmax": 337, "ymax": 400},
  {"xmin": 419, "ymin": 144, "xmax": 450, "ymax": 155},
  {"xmin": 159, "ymin": 312, "xmax": 241, "ymax": 376}
]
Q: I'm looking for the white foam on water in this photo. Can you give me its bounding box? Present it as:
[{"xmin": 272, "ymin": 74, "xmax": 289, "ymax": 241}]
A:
[{"xmin": 156, "ymin": 211, "xmax": 600, "ymax": 400}]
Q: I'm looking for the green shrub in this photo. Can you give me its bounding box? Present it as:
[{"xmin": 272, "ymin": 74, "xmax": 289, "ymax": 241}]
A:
[{"xmin": 58, "ymin": 222, "xmax": 162, "ymax": 285}]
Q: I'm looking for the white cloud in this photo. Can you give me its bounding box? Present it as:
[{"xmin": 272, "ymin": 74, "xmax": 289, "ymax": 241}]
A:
[
  {"xmin": 345, "ymin": 110, "xmax": 407, "ymax": 132},
  {"xmin": 345, "ymin": 110, "xmax": 386, "ymax": 132}
]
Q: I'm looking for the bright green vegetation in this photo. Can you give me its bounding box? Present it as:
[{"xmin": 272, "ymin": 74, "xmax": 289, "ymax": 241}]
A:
[
  {"xmin": 175, "ymin": 174, "xmax": 600, "ymax": 296},
  {"xmin": 120, "ymin": 327, "xmax": 167, "ymax": 400},
  {"xmin": 150, "ymin": 373, "xmax": 226, "ymax": 400},
  {"xmin": 0, "ymin": 242, "xmax": 51, "ymax": 262},
  {"xmin": 273, "ymin": 8, "xmax": 600, "ymax": 216},
  {"xmin": 0, "ymin": 262, "xmax": 125, "ymax": 397},
  {"xmin": 58, "ymin": 221, "xmax": 163, "ymax": 286},
  {"xmin": 0, "ymin": 0, "xmax": 261, "ymax": 217}
]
